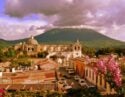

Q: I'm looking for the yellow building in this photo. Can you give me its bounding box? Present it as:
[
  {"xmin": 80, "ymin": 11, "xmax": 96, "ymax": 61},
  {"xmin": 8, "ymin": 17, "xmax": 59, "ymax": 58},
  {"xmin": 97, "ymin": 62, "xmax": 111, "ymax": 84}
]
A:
[
  {"xmin": 13, "ymin": 36, "xmax": 82, "ymax": 58},
  {"xmin": 85, "ymin": 62, "xmax": 116, "ymax": 95},
  {"xmin": 71, "ymin": 57, "xmax": 116, "ymax": 95}
]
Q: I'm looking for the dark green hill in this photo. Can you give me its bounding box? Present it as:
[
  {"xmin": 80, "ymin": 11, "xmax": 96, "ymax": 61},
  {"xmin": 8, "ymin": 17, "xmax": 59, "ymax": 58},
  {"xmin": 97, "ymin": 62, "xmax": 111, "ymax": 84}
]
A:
[
  {"xmin": 35, "ymin": 28, "xmax": 125, "ymax": 48},
  {"xmin": 1, "ymin": 28, "xmax": 125, "ymax": 48},
  {"xmin": 0, "ymin": 39, "xmax": 11, "ymax": 48}
]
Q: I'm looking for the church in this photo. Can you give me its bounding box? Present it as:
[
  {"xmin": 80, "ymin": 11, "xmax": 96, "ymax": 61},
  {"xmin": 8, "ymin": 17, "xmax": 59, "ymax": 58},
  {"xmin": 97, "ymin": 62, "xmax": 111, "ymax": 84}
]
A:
[{"xmin": 13, "ymin": 36, "xmax": 82, "ymax": 59}]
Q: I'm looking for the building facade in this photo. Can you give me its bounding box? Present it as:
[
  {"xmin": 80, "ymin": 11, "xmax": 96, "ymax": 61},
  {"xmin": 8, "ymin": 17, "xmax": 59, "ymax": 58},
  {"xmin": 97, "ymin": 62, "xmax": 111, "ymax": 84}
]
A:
[
  {"xmin": 71, "ymin": 57, "xmax": 116, "ymax": 95},
  {"xmin": 85, "ymin": 63, "xmax": 116, "ymax": 95},
  {"xmin": 13, "ymin": 36, "xmax": 82, "ymax": 59}
]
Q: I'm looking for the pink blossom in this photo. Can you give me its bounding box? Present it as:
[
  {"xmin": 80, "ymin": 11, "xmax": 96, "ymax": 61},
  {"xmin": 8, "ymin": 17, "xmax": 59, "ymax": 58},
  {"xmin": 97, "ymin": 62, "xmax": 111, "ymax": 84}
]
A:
[{"xmin": 95, "ymin": 56, "xmax": 122, "ymax": 88}]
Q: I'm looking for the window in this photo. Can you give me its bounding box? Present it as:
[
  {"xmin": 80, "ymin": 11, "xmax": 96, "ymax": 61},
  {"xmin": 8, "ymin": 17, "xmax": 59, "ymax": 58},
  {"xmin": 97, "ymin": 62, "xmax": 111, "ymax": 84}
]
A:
[
  {"xmin": 78, "ymin": 46, "xmax": 80, "ymax": 50},
  {"xmin": 104, "ymin": 81, "xmax": 106, "ymax": 89},
  {"xmin": 28, "ymin": 48, "xmax": 30, "ymax": 51},
  {"xmin": 18, "ymin": 48, "xmax": 21, "ymax": 51},
  {"xmin": 74, "ymin": 46, "xmax": 77, "ymax": 50},
  {"xmin": 100, "ymin": 75, "xmax": 102, "ymax": 86},
  {"xmin": 89, "ymin": 70, "xmax": 91, "ymax": 78},
  {"xmin": 96, "ymin": 75, "xmax": 98, "ymax": 84},
  {"xmin": 32, "ymin": 48, "xmax": 34, "ymax": 51},
  {"xmin": 86, "ymin": 69, "xmax": 88, "ymax": 77},
  {"xmin": 92, "ymin": 72, "xmax": 94, "ymax": 80}
]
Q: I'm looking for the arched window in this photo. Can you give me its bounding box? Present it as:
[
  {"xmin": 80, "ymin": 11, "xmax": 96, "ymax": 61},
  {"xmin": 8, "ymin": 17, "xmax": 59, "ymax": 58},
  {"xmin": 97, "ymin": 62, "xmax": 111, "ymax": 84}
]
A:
[
  {"xmin": 96, "ymin": 75, "xmax": 98, "ymax": 84},
  {"xmin": 92, "ymin": 71, "xmax": 94, "ymax": 80},
  {"xmin": 86, "ymin": 69, "xmax": 88, "ymax": 77},
  {"xmin": 74, "ymin": 46, "xmax": 77, "ymax": 50},
  {"xmin": 104, "ymin": 81, "xmax": 107, "ymax": 89},
  {"xmin": 32, "ymin": 48, "xmax": 34, "ymax": 51},
  {"xmin": 100, "ymin": 75, "xmax": 102, "ymax": 86},
  {"xmin": 28, "ymin": 48, "xmax": 30, "ymax": 51},
  {"xmin": 78, "ymin": 46, "xmax": 80, "ymax": 50},
  {"xmin": 89, "ymin": 70, "xmax": 91, "ymax": 78}
]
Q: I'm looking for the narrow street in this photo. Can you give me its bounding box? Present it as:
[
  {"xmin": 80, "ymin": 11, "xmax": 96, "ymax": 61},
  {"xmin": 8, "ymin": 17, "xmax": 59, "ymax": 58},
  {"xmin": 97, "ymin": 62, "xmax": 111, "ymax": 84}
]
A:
[{"xmin": 58, "ymin": 67, "xmax": 81, "ymax": 89}]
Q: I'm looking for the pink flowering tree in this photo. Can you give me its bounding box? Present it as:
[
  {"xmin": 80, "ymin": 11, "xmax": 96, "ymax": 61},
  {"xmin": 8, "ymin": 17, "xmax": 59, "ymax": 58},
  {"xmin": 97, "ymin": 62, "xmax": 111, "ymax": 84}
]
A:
[
  {"xmin": 0, "ymin": 88, "xmax": 5, "ymax": 97},
  {"xmin": 94, "ymin": 55, "xmax": 123, "ymax": 93}
]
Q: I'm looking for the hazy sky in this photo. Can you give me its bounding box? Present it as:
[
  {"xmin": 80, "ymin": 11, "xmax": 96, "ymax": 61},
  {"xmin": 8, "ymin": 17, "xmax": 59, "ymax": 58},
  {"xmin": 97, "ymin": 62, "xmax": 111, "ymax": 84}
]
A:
[{"xmin": 0, "ymin": 0, "xmax": 125, "ymax": 41}]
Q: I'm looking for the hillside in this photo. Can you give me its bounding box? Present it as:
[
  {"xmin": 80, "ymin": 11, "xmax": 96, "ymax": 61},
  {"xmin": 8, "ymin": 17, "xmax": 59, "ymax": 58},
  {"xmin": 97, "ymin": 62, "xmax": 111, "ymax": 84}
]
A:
[
  {"xmin": 35, "ymin": 28, "xmax": 125, "ymax": 48},
  {"xmin": 1, "ymin": 28, "xmax": 125, "ymax": 48},
  {"xmin": 0, "ymin": 39, "xmax": 11, "ymax": 48}
]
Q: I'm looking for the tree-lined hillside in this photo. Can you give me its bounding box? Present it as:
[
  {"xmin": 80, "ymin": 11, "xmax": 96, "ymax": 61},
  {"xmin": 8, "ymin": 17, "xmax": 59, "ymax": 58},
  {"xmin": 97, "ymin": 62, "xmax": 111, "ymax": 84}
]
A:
[
  {"xmin": 0, "ymin": 28, "xmax": 125, "ymax": 48},
  {"xmin": 36, "ymin": 28, "xmax": 125, "ymax": 48}
]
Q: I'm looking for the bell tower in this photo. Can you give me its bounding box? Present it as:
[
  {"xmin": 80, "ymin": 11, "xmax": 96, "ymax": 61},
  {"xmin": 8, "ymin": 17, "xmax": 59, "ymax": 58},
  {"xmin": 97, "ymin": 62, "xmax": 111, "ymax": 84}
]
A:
[{"xmin": 72, "ymin": 39, "xmax": 82, "ymax": 58}]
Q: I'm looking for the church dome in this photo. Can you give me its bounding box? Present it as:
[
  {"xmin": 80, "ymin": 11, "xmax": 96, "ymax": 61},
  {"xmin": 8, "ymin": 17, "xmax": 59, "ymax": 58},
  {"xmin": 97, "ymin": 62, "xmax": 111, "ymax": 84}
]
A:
[{"xmin": 26, "ymin": 36, "xmax": 38, "ymax": 45}]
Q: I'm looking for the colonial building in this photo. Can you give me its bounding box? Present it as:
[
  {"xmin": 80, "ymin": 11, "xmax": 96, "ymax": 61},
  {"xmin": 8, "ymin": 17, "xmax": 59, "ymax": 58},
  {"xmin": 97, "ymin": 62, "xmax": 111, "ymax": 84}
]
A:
[
  {"xmin": 14, "ymin": 36, "xmax": 41, "ymax": 56},
  {"xmin": 13, "ymin": 36, "xmax": 82, "ymax": 59},
  {"xmin": 85, "ymin": 62, "xmax": 116, "ymax": 95},
  {"xmin": 70, "ymin": 57, "xmax": 86, "ymax": 77},
  {"xmin": 70, "ymin": 57, "xmax": 116, "ymax": 95}
]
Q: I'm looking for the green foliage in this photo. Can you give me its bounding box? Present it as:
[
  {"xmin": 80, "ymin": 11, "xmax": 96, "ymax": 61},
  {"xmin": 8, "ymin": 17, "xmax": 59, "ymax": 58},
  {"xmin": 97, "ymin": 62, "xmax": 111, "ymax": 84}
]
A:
[
  {"xmin": 0, "ymin": 39, "xmax": 11, "ymax": 48},
  {"xmin": 5, "ymin": 88, "xmax": 102, "ymax": 97},
  {"xmin": 6, "ymin": 91, "xmax": 64, "ymax": 97},
  {"xmin": 37, "ymin": 51, "xmax": 48, "ymax": 58},
  {"xmin": 35, "ymin": 28, "xmax": 125, "ymax": 48},
  {"xmin": 10, "ymin": 58, "xmax": 31, "ymax": 68},
  {"xmin": 0, "ymin": 52, "xmax": 4, "ymax": 61},
  {"xmin": 0, "ymin": 48, "xmax": 6, "ymax": 62},
  {"xmin": 95, "ymin": 48, "xmax": 125, "ymax": 57},
  {"xmin": 66, "ymin": 88, "xmax": 101, "ymax": 97},
  {"xmin": 115, "ymin": 48, "xmax": 125, "ymax": 56},
  {"xmin": 46, "ymin": 91, "xmax": 63, "ymax": 97},
  {"xmin": 4, "ymin": 48, "xmax": 16, "ymax": 58},
  {"xmin": 7, "ymin": 91, "xmax": 44, "ymax": 97},
  {"xmin": 82, "ymin": 47, "xmax": 96, "ymax": 57}
]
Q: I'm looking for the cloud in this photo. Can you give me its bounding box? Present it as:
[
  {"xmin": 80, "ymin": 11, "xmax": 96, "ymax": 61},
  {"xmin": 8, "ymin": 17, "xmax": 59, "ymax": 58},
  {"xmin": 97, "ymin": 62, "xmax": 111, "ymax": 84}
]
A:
[
  {"xmin": 5, "ymin": 0, "xmax": 125, "ymax": 27},
  {"xmin": 5, "ymin": 0, "xmax": 70, "ymax": 16},
  {"xmin": 3, "ymin": 0, "xmax": 125, "ymax": 41},
  {"xmin": 5, "ymin": 0, "xmax": 114, "ymax": 25},
  {"xmin": 0, "ymin": 14, "xmax": 47, "ymax": 40},
  {"xmin": 0, "ymin": 23, "xmax": 45, "ymax": 40}
]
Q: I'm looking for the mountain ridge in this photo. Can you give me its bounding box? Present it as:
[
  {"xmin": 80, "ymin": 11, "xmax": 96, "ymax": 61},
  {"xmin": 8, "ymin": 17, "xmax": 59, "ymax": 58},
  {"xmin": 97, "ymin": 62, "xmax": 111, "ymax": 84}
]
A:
[
  {"xmin": 0, "ymin": 28, "xmax": 125, "ymax": 48},
  {"xmin": 35, "ymin": 28, "xmax": 125, "ymax": 48}
]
